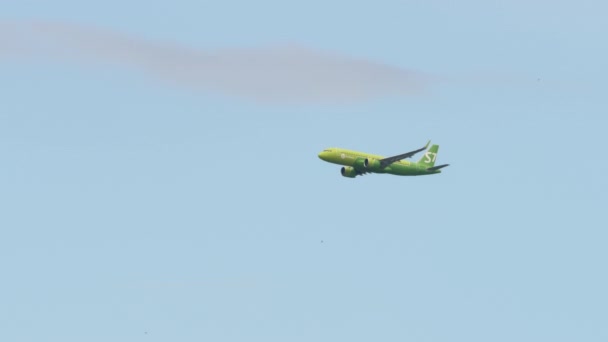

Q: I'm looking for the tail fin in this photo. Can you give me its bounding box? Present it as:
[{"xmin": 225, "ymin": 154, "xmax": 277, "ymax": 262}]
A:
[{"xmin": 417, "ymin": 144, "xmax": 439, "ymax": 167}]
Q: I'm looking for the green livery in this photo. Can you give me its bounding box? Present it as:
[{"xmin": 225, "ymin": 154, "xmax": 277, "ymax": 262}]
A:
[{"xmin": 318, "ymin": 140, "xmax": 449, "ymax": 178}]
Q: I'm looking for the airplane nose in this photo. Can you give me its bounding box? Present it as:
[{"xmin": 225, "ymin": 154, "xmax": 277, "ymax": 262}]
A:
[{"xmin": 318, "ymin": 151, "xmax": 327, "ymax": 160}]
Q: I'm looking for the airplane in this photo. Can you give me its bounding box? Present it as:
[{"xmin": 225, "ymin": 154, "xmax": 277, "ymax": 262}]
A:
[{"xmin": 318, "ymin": 140, "xmax": 449, "ymax": 178}]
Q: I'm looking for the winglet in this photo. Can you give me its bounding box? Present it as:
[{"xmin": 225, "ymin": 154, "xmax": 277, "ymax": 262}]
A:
[{"xmin": 424, "ymin": 140, "xmax": 431, "ymax": 149}]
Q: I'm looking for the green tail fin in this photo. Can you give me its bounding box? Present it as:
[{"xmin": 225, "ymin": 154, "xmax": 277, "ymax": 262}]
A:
[{"xmin": 417, "ymin": 144, "xmax": 439, "ymax": 167}]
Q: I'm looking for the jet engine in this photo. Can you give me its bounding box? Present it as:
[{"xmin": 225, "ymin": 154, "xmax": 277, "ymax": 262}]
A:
[{"xmin": 341, "ymin": 166, "xmax": 357, "ymax": 178}]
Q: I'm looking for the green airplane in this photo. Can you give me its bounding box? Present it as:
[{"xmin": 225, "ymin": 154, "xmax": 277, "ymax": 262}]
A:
[{"xmin": 318, "ymin": 141, "xmax": 449, "ymax": 178}]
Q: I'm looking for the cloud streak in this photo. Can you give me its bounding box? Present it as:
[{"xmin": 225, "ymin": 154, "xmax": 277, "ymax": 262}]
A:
[{"xmin": 1, "ymin": 20, "xmax": 431, "ymax": 104}]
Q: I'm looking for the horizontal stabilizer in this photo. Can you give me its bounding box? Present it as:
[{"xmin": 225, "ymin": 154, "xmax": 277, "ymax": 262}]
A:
[{"xmin": 427, "ymin": 164, "xmax": 449, "ymax": 171}]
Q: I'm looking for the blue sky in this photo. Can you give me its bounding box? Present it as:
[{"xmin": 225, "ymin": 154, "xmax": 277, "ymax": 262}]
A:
[{"xmin": 2, "ymin": 1, "xmax": 607, "ymax": 341}]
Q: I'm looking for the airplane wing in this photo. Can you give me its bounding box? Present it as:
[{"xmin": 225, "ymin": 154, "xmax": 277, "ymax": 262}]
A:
[{"xmin": 379, "ymin": 140, "xmax": 430, "ymax": 167}]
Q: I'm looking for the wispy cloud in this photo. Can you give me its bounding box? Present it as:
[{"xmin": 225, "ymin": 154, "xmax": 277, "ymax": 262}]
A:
[{"xmin": 1, "ymin": 20, "xmax": 431, "ymax": 104}]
